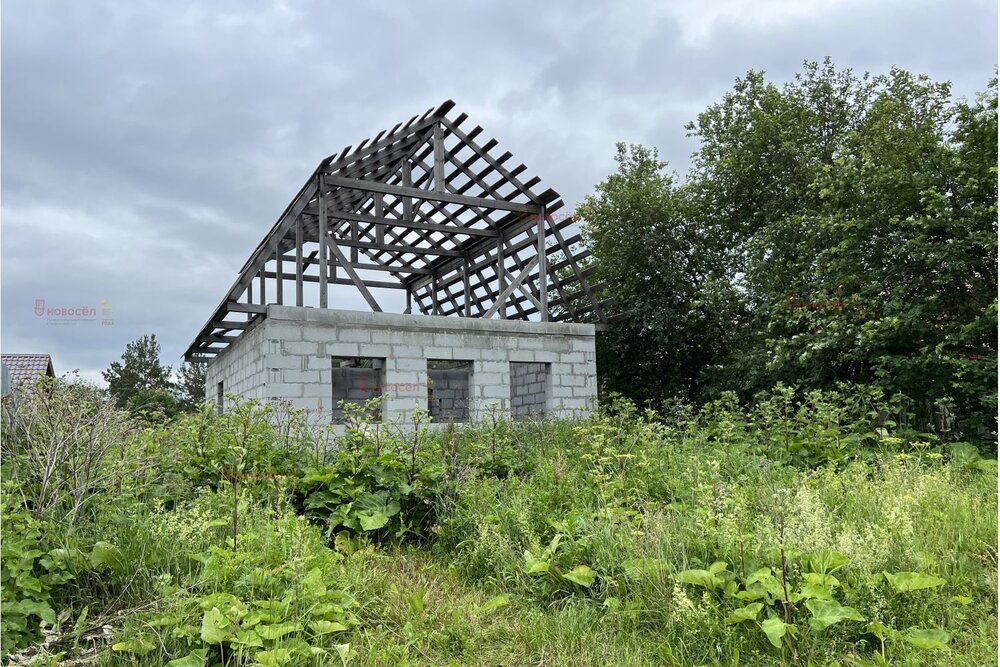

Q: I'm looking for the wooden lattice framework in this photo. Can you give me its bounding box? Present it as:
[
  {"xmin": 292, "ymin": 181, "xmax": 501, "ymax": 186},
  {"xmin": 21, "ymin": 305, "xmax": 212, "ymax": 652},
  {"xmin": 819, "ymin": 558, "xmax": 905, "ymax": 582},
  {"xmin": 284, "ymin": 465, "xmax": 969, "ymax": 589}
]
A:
[{"xmin": 185, "ymin": 100, "xmax": 609, "ymax": 362}]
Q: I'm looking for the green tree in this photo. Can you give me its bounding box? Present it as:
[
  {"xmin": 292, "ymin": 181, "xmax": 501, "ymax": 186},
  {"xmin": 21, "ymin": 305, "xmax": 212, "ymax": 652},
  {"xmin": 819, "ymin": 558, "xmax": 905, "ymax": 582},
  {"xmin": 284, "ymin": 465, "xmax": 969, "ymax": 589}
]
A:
[
  {"xmin": 102, "ymin": 334, "xmax": 173, "ymax": 409},
  {"xmin": 586, "ymin": 60, "xmax": 997, "ymax": 436},
  {"xmin": 174, "ymin": 361, "xmax": 208, "ymax": 412},
  {"xmin": 580, "ymin": 144, "xmax": 743, "ymax": 403}
]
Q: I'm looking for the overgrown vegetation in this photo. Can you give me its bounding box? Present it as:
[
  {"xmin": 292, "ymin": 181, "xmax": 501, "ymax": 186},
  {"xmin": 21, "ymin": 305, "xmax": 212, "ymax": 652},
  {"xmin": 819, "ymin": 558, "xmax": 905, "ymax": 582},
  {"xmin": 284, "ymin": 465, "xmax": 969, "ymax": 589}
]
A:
[
  {"xmin": 102, "ymin": 334, "xmax": 206, "ymax": 421},
  {"xmin": 583, "ymin": 60, "xmax": 998, "ymax": 440},
  {"xmin": 3, "ymin": 58, "xmax": 996, "ymax": 667},
  {"xmin": 1, "ymin": 377, "xmax": 995, "ymax": 665}
]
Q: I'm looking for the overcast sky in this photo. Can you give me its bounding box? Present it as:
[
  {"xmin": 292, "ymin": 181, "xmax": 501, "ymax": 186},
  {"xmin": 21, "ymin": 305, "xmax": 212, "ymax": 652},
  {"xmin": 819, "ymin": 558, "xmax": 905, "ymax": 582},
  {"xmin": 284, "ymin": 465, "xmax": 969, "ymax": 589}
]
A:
[{"xmin": 2, "ymin": 0, "xmax": 996, "ymax": 385}]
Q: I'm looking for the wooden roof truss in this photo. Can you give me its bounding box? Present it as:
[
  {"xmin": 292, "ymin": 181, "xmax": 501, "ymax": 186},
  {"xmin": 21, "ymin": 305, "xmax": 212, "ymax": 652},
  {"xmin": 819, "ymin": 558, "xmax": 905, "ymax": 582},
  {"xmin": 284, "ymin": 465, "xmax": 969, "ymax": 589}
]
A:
[{"xmin": 185, "ymin": 100, "xmax": 609, "ymax": 362}]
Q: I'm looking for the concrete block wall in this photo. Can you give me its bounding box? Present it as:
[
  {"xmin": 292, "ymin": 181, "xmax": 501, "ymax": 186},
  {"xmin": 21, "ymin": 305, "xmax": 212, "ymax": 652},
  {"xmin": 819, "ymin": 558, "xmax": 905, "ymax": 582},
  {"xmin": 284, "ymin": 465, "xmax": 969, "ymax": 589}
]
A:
[
  {"xmin": 205, "ymin": 306, "xmax": 597, "ymax": 424},
  {"xmin": 511, "ymin": 361, "xmax": 550, "ymax": 417},
  {"xmin": 204, "ymin": 319, "xmax": 268, "ymax": 410},
  {"xmin": 427, "ymin": 363, "xmax": 472, "ymax": 421}
]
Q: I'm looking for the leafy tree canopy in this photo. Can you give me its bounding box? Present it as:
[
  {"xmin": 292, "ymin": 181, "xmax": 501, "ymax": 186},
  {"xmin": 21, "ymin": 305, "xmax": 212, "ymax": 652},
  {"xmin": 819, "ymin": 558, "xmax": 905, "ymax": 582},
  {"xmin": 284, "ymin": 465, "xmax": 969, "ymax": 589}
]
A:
[
  {"xmin": 175, "ymin": 362, "xmax": 207, "ymax": 412},
  {"xmin": 102, "ymin": 334, "xmax": 173, "ymax": 409},
  {"xmin": 583, "ymin": 59, "xmax": 997, "ymax": 436}
]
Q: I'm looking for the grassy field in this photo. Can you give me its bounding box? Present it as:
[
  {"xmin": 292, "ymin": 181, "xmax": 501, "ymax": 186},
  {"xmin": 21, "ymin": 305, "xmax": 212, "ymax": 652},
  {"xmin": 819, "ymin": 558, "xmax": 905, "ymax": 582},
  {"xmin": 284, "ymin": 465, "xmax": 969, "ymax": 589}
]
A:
[{"xmin": 1, "ymin": 381, "xmax": 996, "ymax": 666}]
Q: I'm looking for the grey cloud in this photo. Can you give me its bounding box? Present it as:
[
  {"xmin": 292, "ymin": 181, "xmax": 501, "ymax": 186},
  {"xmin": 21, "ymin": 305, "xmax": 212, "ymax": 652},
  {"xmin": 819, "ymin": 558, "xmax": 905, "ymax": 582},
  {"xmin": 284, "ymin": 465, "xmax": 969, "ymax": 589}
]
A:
[{"xmin": 2, "ymin": 0, "xmax": 995, "ymax": 382}]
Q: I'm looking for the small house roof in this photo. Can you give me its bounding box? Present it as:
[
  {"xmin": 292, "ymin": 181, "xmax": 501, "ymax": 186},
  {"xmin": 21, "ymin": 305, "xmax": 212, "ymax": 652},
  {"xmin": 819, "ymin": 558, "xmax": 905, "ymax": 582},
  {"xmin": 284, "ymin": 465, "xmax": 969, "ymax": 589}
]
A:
[{"xmin": 1, "ymin": 354, "xmax": 55, "ymax": 388}]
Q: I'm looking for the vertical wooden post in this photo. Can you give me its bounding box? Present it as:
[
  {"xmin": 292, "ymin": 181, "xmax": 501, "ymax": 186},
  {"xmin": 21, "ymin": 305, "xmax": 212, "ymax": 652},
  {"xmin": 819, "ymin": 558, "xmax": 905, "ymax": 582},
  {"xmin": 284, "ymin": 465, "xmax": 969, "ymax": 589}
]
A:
[
  {"xmin": 538, "ymin": 208, "xmax": 548, "ymax": 321},
  {"xmin": 431, "ymin": 272, "xmax": 439, "ymax": 315},
  {"xmin": 318, "ymin": 176, "xmax": 328, "ymax": 309},
  {"xmin": 405, "ymin": 288, "xmax": 412, "ymax": 314},
  {"xmin": 295, "ymin": 216, "xmax": 304, "ymax": 307},
  {"xmin": 275, "ymin": 242, "xmax": 284, "ymax": 305},
  {"xmin": 351, "ymin": 218, "xmax": 359, "ymax": 263},
  {"xmin": 496, "ymin": 232, "xmax": 506, "ymax": 319},
  {"xmin": 463, "ymin": 254, "xmax": 472, "ymax": 317},
  {"xmin": 401, "ymin": 161, "xmax": 413, "ymax": 223},
  {"xmin": 258, "ymin": 268, "xmax": 265, "ymax": 304},
  {"xmin": 374, "ymin": 194, "xmax": 385, "ymax": 246},
  {"xmin": 433, "ymin": 122, "xmax": 445, "ymax": 192}
]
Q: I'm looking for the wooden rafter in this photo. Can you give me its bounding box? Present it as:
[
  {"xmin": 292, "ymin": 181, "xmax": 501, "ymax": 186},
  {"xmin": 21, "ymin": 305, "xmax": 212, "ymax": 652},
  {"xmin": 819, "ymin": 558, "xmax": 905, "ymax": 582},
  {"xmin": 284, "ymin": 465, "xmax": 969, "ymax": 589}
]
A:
[{"xmin": 184, "ymin": 101, "xmax": 609, "ymax": 361}]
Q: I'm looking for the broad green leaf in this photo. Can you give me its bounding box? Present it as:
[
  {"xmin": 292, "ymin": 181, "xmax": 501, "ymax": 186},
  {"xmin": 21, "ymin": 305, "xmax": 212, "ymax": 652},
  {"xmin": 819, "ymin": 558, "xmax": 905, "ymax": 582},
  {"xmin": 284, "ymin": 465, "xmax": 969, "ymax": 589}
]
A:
[
  {"xmin": 332, "ymin": 643, "xmax": 354, "ymax": 665},
  {"xmin": 805, "ymin": 599, "xmax": 865, "ymax": 631},
  {"xmin": 744, "ymin": 568, "xmax": 785, "ymax": 600},
  {"xmin": 562, "ymin": 564, "xmax": 597, "ymax": 588},
  {"xmin": 866, "ymin": 621, "xmax": 894, "ymax": 641},
  {"xmin": 745, "ymin": 567, "xmax": 773, "ymax": 585},
  {"xmin": 794, "ymin": 582, "xmax": 834, "ymax": 601},
  {"xmin": 952, "ymin": 595, "xmax": 973, "ymax": 605},
  {"xmin": 802, "ymin": 572, "xmax": 840, "ymax": 589},
  {"xmin": 725, "ymin": 603, "xmax": 763, "ymax": 625},
  {"xmin": 17, "ymin": 600, "xmax": 56, "ymax": 626},
  {"xmin": 475, "ymin": 594, "xmax": 511, "ymax": 615},
  {"xmin": 708, "ymin": 561, "xmax": 729, "ymax": 575},
  {"xmin": 89, "ymin": 541, "xmax": 124, "ymax": 572},
  {"xmin": 199, "ymin": 592, "xmax": 247, "ymax": 618},
  {"xmin": 523, "ymin": 551, "xmax": 549, "ymax": 574},
  {"xmin": 354, "ymin": 492, "xmax": 401, "ymax": 531},
  {"xmin": 255, "ymin": 621, "xmax": 304, "ymax": 640},
  {"xmin": 232, "ymin": 629, "xmax": 263, "ymax": 647},
  {"xmin": 165, "ymin": 649, "xmax": 209, "ymax": 667},
  {"xmin": 301, "ymin": 568, "xmax": 327, "ymax": 597},
  {"xmin": 358, "ymin": 511, "xmax": 391, "ymax": 531},
  {"xmin": 904, "ymin": 627, "xmax": 950, "ymax": 650},
  {"xmin": 200, "ymin": 607, "xmax": 234, "ymax": 644},
  {"xmin": 883, "ymin": 571, "xmax": 946, "ymax": 593},
  {"xmin": 803, "ymin": 550, "xmax": 849, "ymax": 574},
  {"xmin": 761, "ymin": 618, "xmax": 793, "ymax": 648},
  {"xmin": 311, "ymin": 620, "xmax": 348, "ymax": 635},
  {"xmin": 735, "ymin": 585, "xmax": 769, "ymax": 602},
  {"xmin": 949, "ymin": 442, "xmax": 981, "ymax": 465},
  {"xmin": 255, "ymin": 648, "xmax": 295, "ymax": 666},
  {"xmin": 111, "ymin": 636, "xmax": 156, "ymax": 656},
  {"xmin": 676, "ymin": 569, "xmax": 720, "ymax": 589}
]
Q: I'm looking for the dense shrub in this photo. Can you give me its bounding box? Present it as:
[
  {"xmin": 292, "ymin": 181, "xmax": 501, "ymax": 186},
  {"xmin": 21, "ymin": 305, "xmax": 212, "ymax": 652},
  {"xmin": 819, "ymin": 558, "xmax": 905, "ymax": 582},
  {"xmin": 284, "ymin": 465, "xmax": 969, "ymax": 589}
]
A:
[{"xmin": 0, "ymin": 378, "xmax": 994, "ymax": 665}]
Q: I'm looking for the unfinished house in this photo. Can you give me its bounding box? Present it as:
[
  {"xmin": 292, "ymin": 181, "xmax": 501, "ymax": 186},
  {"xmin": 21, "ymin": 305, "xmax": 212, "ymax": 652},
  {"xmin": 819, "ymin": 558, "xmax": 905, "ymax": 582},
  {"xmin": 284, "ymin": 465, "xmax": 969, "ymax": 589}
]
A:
[{"xmin": 184, "ymin": 101, "xmax": 609, "ymax": 424}]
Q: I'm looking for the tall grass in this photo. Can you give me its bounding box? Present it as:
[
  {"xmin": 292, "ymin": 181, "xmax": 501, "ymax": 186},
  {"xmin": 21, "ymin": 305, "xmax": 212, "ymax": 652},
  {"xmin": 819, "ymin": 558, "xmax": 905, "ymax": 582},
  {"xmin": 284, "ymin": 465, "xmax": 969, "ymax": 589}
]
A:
[{"xmin": 1, "ymin": 380, "xmax": 995, "ymax": 665}]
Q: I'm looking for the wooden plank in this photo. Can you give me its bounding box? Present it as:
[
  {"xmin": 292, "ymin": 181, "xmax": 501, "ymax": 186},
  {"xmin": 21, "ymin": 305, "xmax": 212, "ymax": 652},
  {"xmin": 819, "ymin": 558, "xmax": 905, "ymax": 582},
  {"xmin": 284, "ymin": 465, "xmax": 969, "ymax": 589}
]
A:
[
  {"xmin": 324, "ymin": 175, "xmax": 540, "ymax": 214},
  {"xmin": 433, "ymin": 121, "xmax": 445, "ymax": 192},
  {"xmin": 274, "ymin": 241, "xmax": 283, "ymax": 305},
  {"xmin": 210, "ymin": 320, "xmax": 252, "ymax": 330},
  {"xmin": 408, "ymin": 211, "xmax": 575, "ymax": 293},
  {"xmin": 484, "ymin": 256, "xmax": 539, "ymax": 318},
  {"xmin": 263, "ymin": 270, "xmax": 406, "ymax": 290},
  {"xmin": 327, "ymin": 241, "xmax": 383, "ymax": 312},
  {"xmin": 295, "ymin": 216, "xmax": 304, "ymax": 307},
  {"xmin": 547, "ymin": 214, "xmax": 605, "ymax": 322},
  {"xmin": 537, "ymin": 208, "xmax": 548, "ymax": 320},
  {"xmin": 279, "ymin": 253, "xmax": 431, "ymax": 274},
  {"xmin": 305, "ymin": 205, "xmax": 498, "ymax": 237},
  {"xmin": 495, "ymin": 232, "xmax": 506, "ymax": 319},
  {"xmin": 516, "ymin": 282, "xmax": 543, "ymax": 310},
  {"xmin": 318, "ymin": 176, "xmax": 329, "ymax": 308},
  {"xmin": 227, "ymin": 302, "xmax": 267, "ymax": 314},
  {"xmin": 463, "ymin": 255, "xmax": 471, "ymax": 317},
  {"xmin": 330, "ymin": 236, "xmax": 464, "ymax": 257},
  {"xmin": 400, "ymin": 161, "xmax": 413, "ymax": 224},
  {"xmin": 440, "ymin": 117, "xmax": 549, "ymax": 203}
]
